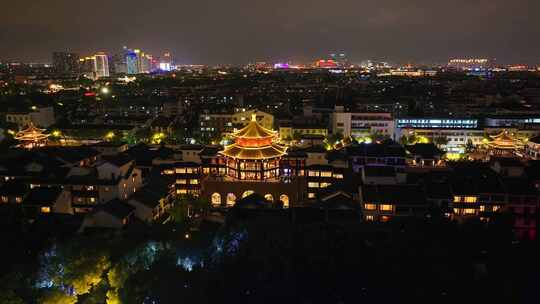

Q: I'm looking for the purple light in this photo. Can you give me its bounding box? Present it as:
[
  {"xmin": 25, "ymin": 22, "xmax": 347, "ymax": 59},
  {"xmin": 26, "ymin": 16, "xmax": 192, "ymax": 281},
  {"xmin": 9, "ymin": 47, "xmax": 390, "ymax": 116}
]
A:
[{"xmin": 274, "ymin": 63, "xmax": 289, "ymax": 69}]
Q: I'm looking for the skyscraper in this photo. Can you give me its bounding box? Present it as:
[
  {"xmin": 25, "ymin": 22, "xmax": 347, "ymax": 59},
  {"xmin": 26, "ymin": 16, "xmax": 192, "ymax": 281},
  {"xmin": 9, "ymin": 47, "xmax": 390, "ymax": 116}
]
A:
[
  {"xmin": 126, "ymin": 49, "xmax": 139, "ymax": 75},
  {"xmin": 94, "ymin": 52, "xmax": 110, "ymax": 78},
  {"xmin": 52, "ymin": 52, "xmax": 79, "ymax": 74}
]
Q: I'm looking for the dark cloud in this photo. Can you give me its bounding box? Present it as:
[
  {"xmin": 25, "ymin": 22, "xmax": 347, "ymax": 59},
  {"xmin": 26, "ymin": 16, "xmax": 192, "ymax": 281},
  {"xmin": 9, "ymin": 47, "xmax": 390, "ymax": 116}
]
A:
[{"xmin": 0, "ymin": 0, "xmax": 538, "ymax": 64}]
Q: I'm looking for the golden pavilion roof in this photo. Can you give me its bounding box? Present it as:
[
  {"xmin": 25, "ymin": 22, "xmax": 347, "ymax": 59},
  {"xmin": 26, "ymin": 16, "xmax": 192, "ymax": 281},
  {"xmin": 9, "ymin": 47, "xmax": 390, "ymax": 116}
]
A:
[
  {"xmin": 487, "ymin": 131, "xmax": 522, "ymax": 149},
  {"xmin": 233, "ymin": 114, "xmax": 277, "ymax": 139},
  {"xmin": 219, "ymin": 113, "xmax": 287, "ymax": 160},
  {"xmin": 220, "ymin": 143, "xmax": 287, "ymax": 160},
  {"xmin": 14, "ymin": 123, "xmax": 49, "ymax": 142}
]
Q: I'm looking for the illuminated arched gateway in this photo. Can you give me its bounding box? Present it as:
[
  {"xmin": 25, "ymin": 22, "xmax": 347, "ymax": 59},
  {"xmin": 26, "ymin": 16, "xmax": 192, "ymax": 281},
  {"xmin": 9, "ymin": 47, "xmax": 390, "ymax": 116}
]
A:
[{"xmin": 220, "ymin": 114, "xmax": 287, "ymax": 180}]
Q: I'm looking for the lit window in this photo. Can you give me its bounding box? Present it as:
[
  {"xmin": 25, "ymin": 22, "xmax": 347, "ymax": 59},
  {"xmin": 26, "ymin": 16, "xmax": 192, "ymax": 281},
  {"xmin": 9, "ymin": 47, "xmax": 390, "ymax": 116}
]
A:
[
  {"xmin": 90, "ymin": 197, "xmax": 96, "ymax": 203},
  {"xmin": 364, "ymin": 203, "xmax": 377, "ymax": 210},
  {"xmin": 176, "ymin": 168, "xmax": 186, "ymax": 174},
  {"xmin": 463, "ymin": 208, "xmax": 476, "ymax": 215},
  {"xmin": 1, "ymin": 196, "xmax": 7, "ymax": 203},
  {"xmin": 365, "ymin": 215, "xmax": 374, "ymax": 221},
  {"xmin": 334, "ymin": 174, "xmax": 344, "ymax": 179},
  {"xmin": 15, "ymin": 197, "xmax": 22, "ymax": 203},
  {"xmin": 320, "ymin": 182, "xmax": 331, "ymax": 188},
  {"xmin": 453, "ymin": 196, "xmax": 462, "ymax": 203},
  {"xmin": 177, "ymin": 189, "xmax": 187, "ymax": 194},
  {"xmin": 380, "ymin": 204, "xmax": 393, "ymax": 212},
  {"xmin": 464, "ymin": 196, "xmax": 477, "ymax": 203},
  {"xmin": 479, "ymin": 205, "xmax": 485, "ymax": 212},
  {"xmin": 308, "ymin": 193, "xmax": 316, "ymax": 198},
  {"xmin": 87, "ymin": 186, "xmax": 95, "ymax": 191},
  {"xmin": 380, "ymin": 215, "xmax": 391, "ymax": 222},
  {"xmin": 190, "ymin": 179, "xmax": 199, "ymax": 185},
  {"xmin": 176, "ymin": 179, "xmax": 187, "ymax": 184},
  {"xmin": 320, "ymin": 171, "xmax": 332, "ymax": 177},
  {"xmin": 308, "ymin": 171, "xmax": 318, "ymax": 177},
  {"xmin": 186, "ymin": 168, "xmax": 193, "ymax": 174},
  {"xmin": 41, "ymin": 206, "xmax": 51, "ymax": 213},
  {"xmin": 308, "ymin": 182, "xmax": 319, "ymax": 188},
  {"xmin": 493, "ymin": 206, "xmax": 500, "ymax": 212}
]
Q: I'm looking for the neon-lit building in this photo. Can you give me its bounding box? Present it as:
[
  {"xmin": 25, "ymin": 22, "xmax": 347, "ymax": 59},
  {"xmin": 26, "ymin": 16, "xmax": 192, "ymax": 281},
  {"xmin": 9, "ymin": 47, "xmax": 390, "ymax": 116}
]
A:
[
  {"xmin": 94, "ymin": 52, "xmax": 110, "ymax": 78},
  {"xmin": 447, "ymin": 58, "xmax": 490, "ymax": 70},
  {"xmin": 126, "ymin": 50, "xmax": 139, "ymax": 75},
  {"xmin": 315, "ymin": 59, "xmax": 338, "ymax": 69}
]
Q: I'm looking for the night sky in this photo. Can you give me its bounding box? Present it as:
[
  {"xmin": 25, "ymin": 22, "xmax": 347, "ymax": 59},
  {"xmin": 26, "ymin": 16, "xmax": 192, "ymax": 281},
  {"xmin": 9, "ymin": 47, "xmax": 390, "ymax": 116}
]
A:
[{"xmin": 1, "ymin": 0, "xmax": 539, "ymax": 65}]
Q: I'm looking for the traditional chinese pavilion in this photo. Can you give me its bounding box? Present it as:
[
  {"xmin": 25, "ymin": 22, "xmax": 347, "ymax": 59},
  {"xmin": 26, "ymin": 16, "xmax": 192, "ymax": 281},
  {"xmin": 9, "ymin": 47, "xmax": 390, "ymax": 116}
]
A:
[
  {"xmin": 220, "ymin": 114, "xmax": 287, "ymax": 180},
  {"xmin": 486, "ymin": 131, "xmax": 523, "ymax": 156},
  {"xmin": 14, "ymin": 123, "xmax": 49, "ymax": 149},
  {"xmin": 202, "ymin": 114, "xmax": 304, "ymax": 208}
]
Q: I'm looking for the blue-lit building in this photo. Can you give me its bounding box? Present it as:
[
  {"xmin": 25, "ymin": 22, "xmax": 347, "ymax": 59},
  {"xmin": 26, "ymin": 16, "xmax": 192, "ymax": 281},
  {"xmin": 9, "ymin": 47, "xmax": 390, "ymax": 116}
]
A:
[
  {"xmin": 396, "ymin": 118, "xmax": 478, "ymax": 129},
  {"xmin": 126, "ymin": 50, "xmax": 139, "ymax": 75},
  {"xmin": 485, "ymin": 115, "xmax": 540, "ymax": 128}
]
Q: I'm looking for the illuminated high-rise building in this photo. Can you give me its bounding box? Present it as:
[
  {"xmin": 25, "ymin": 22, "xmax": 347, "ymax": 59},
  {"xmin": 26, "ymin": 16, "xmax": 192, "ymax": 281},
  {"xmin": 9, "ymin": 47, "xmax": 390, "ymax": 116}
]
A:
[
  {"xmin": 52, "ymin": 52, "xmax": 79, "ymax": 74},
  {"xmin": 79, "ymin": 56, "xmax": 96, "ymax": 77},
  {"xmin": 126, "ymin": 49, "xmax": 139, "ymax": 75},
  {"xmin": 94, "ymin": 52, "xmax": 110, "ymax": 78}
]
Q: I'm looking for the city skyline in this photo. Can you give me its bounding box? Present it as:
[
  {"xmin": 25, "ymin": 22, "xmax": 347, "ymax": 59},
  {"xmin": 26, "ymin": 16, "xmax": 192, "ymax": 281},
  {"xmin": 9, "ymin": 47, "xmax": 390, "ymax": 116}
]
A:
[{"xmin": 1, "ymin": 0, "xmax": 539, "ymax": 65}]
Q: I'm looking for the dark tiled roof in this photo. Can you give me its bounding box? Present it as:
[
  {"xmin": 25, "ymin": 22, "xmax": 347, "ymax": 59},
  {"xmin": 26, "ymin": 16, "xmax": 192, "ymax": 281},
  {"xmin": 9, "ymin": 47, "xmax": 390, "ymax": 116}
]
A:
[
  {"xmin": 22, "ymin": 187, "xmax": 63, "ymax": 206},
  {"xmin": 405, "ymin": 143, "xmax": 443, "ymax": 159},
  {"xmin": 97, "ymin": 199, "xmax": 134, "ymax": 219},
  {"xmin": 233, "ymin": 193, "xmax": 271, "ymax": 209},
  {"xmin": 130, "ymin": 176, "xmax": 173, "ymax": 208},
  {"xmin": 102, "ymin": 154, "xmax": 133, "ymax": 168},
  {"xmin": 449, "ymin": 163, "xmax": 504, "ymax": 194},
  {"xmin": 362, "ymin": 184, "xmax": 426, "ymax": 205},
  {"xmin": 0, "ymin": 181, "xmax": 29, "ymax": 196},
  {"xmin": 364, "ymin": 165, "xmax": 396, "ymax": 177},
  {"xmin": 346, "ymin": 142, "xmax": 406, "ymax": 158},
  {"xmin": 37, "ymin": 146, "xmax": 100, "ymax": 164}
]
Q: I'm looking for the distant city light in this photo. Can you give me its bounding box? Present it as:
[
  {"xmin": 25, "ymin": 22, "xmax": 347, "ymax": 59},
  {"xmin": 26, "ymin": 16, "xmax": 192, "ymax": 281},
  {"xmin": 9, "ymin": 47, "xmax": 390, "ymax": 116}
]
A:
[
  {"xmin": 159, "ymin": 62, "xmax": 171, "ymax": 71},
  {"xmin": 273, "ymin": 63, "xmax": 289, "ymax": 69}
]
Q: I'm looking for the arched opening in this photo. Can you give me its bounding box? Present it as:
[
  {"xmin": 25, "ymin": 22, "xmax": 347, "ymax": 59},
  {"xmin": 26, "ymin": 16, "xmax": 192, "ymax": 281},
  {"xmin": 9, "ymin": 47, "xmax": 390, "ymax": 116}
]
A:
[
  {"xmin": 242, "ymin": 190, "xmax": 255, "ymax": 198},
  {"xmin": 226, "ymin": 193, "xmax": 237, "ymax": 207},
  {"xmin": 264, "ymin": 194, "xmax": 274, "ymax": 202},
  {"xmin": 211, "ymin": 193, "xmax": 221, "ymax": 207},
  {"xmin": 279, "ymin": 194, "xmax": 290, "ymax": 208}
]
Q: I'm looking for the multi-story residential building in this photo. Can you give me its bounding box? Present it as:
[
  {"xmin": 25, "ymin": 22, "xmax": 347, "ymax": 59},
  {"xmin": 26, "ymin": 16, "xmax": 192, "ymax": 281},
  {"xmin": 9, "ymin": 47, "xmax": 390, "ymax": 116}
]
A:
[
  {"xmin": 66, "ymin": 156, "xmax": 143, "ymax": 213},
  {"xmin": 448, "ymin": 164, "xmax": 506, "ymax": 220},
  {"xmin": 52, "ymin": 52, "xmax": 79, "ymax": 74},
  {"xmin": 345, "ymin": 142, "xmax": 407, "ymax": 172},
  {"xmin": 279, "ymin": 120, "xmax": 328, "ymax": 141},
  {"xmin": 332, "ymin": 111, "xmax": 395, "ymax": 139},
  {"xmin": 360, "ymin": 184, "xmax": 428, "ymax": 222},
  {"xmin": 199, "ymin": 109, "xmax": 274, "ymax": 138},
  {"xmin": 6, "ymin": 106, "xmax": 55, "ymax": 128},
  {"xmin": 525, "ymin": 136, "xmax": 540, "ymax": 159},
  {"xmin": 397, "ymin": 124, "xmax": 484, "ymax": 154}
]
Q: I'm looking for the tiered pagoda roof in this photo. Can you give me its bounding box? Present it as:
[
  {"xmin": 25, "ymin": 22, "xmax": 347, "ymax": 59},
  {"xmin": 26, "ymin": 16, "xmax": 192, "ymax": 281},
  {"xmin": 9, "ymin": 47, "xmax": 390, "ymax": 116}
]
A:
[
  {"xmin": 14, "ymin": 123, "xmax": 49, "ymax": 148},
  {"xmin": 487, "ymin": 131, "xmax": 523, "ymax": 150},
  {"xmin": 220, "ymin": 114, "xmax": 287, "ymax": 160}
]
